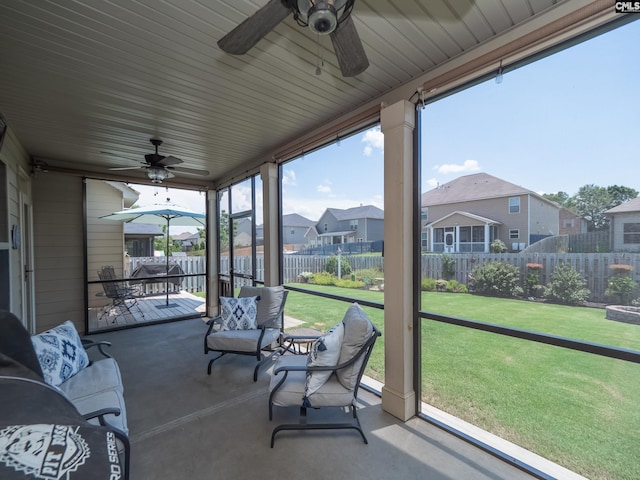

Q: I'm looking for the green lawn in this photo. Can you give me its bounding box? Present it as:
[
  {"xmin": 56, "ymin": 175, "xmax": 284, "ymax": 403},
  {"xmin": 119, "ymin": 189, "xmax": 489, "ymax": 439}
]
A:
[{"xmin": 283, "ymin": 284, "xmax": 640, "ymax": 480}]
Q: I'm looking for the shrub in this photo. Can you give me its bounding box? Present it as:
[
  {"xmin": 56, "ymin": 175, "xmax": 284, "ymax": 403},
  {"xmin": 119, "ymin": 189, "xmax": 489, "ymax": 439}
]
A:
[
  {"xmin": 436, "ymin": 279, "xmax": 448, "ymax": 291},
  {"xmin": 421, "ymin": 278, "xmax": 437, "ymax": 291},
  {"xmin": 544, "ymin": 263, "xmax": 590, "ymax": 305},
  {"xmin": 355, "ymin": 268, "xmax": 383, "ymax": 286},
  {"xmin": 471, "ymin": 261, "xmax": 521, "ymax": 297},
  {"xmin": 605, "ymin": 276, "xmax": 639, "ymax": 305},
  {"xmin": 445, "ymin": 280, "xmax": 468, "ymax": 293},
  {"xmin": 309, "ymin": 271, "xmax": 334, "ymax": 285},
  {"xmin": 442, "ymin": 254, "xmax": 456, "ymax": 280},
  {"xmin": 333, "ymin": 278, "xmax": 366, "ymax": 289},
  {"xmin": 490, "ymin": 239, "xmax": 507, "ymax": 253},
  {"xmin": 324, "ymin": 255, "xmax": 352, "ymax": 278}
]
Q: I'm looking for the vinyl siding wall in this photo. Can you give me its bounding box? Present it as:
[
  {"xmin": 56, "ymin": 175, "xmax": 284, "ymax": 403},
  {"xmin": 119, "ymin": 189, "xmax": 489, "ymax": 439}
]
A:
[{"xmin": 32, "ymin": 172, "xmax": 85, "ymax": 333}]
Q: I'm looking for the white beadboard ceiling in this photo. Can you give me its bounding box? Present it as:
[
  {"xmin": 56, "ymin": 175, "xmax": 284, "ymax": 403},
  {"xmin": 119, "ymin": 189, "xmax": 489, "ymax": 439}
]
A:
[{"xmin": 0, "ymin": 0, "xmax": 617, "ymax": 188}]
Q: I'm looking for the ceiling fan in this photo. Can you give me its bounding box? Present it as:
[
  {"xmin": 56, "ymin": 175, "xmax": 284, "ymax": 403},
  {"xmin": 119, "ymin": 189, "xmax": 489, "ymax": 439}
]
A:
[
  {"xmin": 108, "ymin": 138, "xmax": 209, "ymax": 184},
  {"xmin": 218, "ymin": 0, "xmax": 368, "ymax": 77}
]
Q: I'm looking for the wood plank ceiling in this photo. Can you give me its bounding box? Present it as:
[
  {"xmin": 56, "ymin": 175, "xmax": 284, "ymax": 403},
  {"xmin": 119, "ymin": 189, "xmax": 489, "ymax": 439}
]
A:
[{"xmin": 0, "ymin": 1, "xmax": 617, "ymax": 188}]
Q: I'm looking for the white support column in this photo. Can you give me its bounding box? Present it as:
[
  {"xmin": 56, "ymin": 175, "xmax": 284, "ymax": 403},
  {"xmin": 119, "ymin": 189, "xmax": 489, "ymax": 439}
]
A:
[
  {"xmin": 484, "ymin": 223, "xmax": 490, "ymax": 252},
  {"xmin": 455, "ymin": 225, "xmax": 460, "ymax": 253},
  {"xmin": 261, "ymin": 163, "xmax": 280, "ymax": 286},
  {"xmin": 206, "ymin": 190, "xmax": 219, "ymax": 317},
  {"xmin": 381, "ymin": 99, "xmax": 416, "ymax": 421}
]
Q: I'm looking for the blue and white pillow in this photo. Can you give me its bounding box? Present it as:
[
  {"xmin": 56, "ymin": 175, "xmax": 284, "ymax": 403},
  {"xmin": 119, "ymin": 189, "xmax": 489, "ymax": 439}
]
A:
[
  {"xmin": 304, "ymin": 321, "xmax": 345, "ymax": 398},
  {"xmin": 31, "ymin": 320, "xmax": 89, "ymax": 386},
  {"xmin": 220, "ymin": 296, "xmax": 259, "ymax": 331}
]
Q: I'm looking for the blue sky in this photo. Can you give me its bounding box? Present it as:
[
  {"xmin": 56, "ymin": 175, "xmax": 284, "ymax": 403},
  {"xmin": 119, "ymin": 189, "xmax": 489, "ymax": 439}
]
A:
[{"xmin": 132, "ymin": 19, "xmax": 639, "ymax": 227}]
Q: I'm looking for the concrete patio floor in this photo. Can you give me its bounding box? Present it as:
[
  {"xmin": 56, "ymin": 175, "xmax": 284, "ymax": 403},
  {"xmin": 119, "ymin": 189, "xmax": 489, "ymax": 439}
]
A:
[{"xmin": 89, "ymin": 318, "xmax": 543, "ymax": 480}]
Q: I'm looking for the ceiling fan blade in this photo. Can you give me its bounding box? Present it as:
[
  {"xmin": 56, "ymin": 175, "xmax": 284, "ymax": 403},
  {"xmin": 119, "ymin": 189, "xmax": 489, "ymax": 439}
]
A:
[
  {"xmin": 330, "ymin": 15, "xmax": 369, "ymax": 77},
  {"xmin": 158, "ymin": 155, "xmax": 183, "ymax": 167},
  {"xmin": 108, "ymin": 166, "xmax": 144, "ymax": 171},
  {"xmin": 218, "ymin": 0, "xmax": 291, "ymax": 55},
  {"xmin": 170, "ymin": 166, "xmax": 210, "ymax": 177}
]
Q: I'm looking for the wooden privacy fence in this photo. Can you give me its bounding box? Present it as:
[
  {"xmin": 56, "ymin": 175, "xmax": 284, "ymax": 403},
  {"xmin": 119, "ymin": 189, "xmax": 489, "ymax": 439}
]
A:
[
  {"xmin": 421, "ymin": 253, "xmax": 640, "ymax": 303},
  {"xmin": 131, "ymin": 253, "xmax": 640, "ymax": 302}
]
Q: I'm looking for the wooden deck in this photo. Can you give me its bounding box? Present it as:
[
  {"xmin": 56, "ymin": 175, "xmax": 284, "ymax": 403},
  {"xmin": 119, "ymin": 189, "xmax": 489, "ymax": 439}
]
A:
[{"xmin": 89, "ymin": 290, "xmax": 206, "ymax": 332}]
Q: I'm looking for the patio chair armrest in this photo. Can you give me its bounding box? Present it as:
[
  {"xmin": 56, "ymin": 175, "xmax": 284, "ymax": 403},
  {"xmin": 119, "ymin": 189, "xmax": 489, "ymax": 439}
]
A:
[
  {"xmin": 83, "ymin": 407, "xmax": 121, "ymax": 423},
  {"xmin": 82, "ymin": 339, "xmax": 113, "ymax": 359},
  {"xmin": 273, "ymin": 363, "xmax": 339, "ymax": 375}
]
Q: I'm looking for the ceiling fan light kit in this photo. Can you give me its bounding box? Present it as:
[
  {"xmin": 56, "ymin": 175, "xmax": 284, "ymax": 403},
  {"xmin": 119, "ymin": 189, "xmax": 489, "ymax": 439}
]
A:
[
  {"xmin": 306, "ymin": 1, "xmax": 338, "ymax": 35},
  {"xmin": 107, "ymin": 138, "xmax": 209, "ymax": 184},
  {"xmin": 146, "ymin": 165, "xmax": 169, "ymax": 183}
]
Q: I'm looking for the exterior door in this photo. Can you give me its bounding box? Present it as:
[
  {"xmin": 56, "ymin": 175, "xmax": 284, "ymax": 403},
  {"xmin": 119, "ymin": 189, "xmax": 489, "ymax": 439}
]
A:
[{"xmin": 444, "ymin": 231, "xmax": 455, "ymax": 253}]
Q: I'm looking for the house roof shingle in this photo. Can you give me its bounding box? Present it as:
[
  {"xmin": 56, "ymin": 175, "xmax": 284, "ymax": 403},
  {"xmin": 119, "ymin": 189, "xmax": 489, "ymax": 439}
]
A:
[
  {"xmin": 422, "ymin": 173, "xmax": 538, "ymax": 206},
  {"xmin": 326, "ymin": 205, "xmax": 384, "ymax": 221},
  {"xmin": 282, "ymin": 213, "xmax": 316, "ymax": 228},
  {"xmin": 605, "ymin": 197, "xmax": 640, "ymax": 214}
]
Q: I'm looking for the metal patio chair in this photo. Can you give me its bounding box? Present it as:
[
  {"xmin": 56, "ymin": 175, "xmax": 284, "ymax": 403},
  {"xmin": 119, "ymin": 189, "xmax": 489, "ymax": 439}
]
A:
[
  {"xmin": 268, "ymin": 303, "xmax": 381, "ymax": 447},
  {"xmin": 97, "ymin": 265, "xmax": 144, "ymax": 322},
  {"xmin": 204, "ymin": 285, "xmax": 288, "ymax": 381}
]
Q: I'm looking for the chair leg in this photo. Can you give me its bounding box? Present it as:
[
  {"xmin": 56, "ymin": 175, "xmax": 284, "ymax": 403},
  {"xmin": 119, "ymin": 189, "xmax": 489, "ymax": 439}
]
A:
[
  {"xmin": 207, "ymin": 352, "xmax": 225, "ymax": 375},
  {"xmin": 270, "ymin": 405, "xmax": 368, "ymax": 447},
  {"xmin": 253, "ymin": 349, "xmax": 280, "ymax": 382}
]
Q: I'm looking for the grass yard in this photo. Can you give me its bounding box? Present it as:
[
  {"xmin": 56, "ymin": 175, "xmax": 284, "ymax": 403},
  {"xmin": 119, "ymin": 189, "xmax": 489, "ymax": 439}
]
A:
[{"xmin": 283, "ymin": 284, "xmax": 640, "ymax": 480}]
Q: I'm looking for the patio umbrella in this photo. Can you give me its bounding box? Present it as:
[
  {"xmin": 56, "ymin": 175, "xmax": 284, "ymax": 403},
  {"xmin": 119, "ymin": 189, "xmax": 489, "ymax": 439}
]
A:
[{"xmin": 101, "ymin": 203, "xmax": 206, "ymax": 308}]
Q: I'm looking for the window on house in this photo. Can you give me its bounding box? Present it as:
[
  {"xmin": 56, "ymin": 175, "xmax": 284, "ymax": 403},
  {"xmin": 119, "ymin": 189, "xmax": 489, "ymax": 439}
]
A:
[
  {"xmin": 421, "ymin": 207, "xmax": 428, "ymax": 221},
  {"xmin": 623, "ymin": 223, "xmax": 640, "ymax": 244},
  {"xmin": 350, "ymin": 220, "xmax": 358, "ymax": 230},
  {"xmin": 509, "ymin": 197, "xmax": 520, "ymax": 214},
  {"xmin": 564, "ymin": 218, "xmax": 575, "ymax": 228},
  {"xmin": 434, "ymin": 228, "xmax": 444, "ymax": 243},
  {"xmin": 472, "ymin": 226, "xmax": 485, "ymax": 242},
  {"xmin": 509, "ymin": 229, "xmax": 520, "ymax": 239},
  {"xmin": 459, "ymin": 226, "xmax": 471, "ymax": 242},
  {"xmin": 421, "ymin": 232, "xmax": 428, "ymax": 248},
  {"xmin": 290, "ymin": 229, "xmax": 295, "ymax": 235},
  {"xmin": 324, "ymin": 223, "xmax": 328, "ymax": 232}
]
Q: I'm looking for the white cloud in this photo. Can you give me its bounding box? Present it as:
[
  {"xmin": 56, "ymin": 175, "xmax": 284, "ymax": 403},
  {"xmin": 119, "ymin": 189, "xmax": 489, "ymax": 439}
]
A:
[
  {"xmin": 435, "ymin": 159, "xmax": 480, "ymax": 174},
  {"xmin": 426, "ymin": 178, "xmax": 439, "ymax": 188},
  {"xmin": 282, "ymin": 168, "xmax": 296, "ymax": 186},
  {"xmin": 362, "ymin": 127, "xmax": 383, "ymax": 156},
  {"xmin": 317, "ymin": 184, "xmax": 332, "ymax": 194}
]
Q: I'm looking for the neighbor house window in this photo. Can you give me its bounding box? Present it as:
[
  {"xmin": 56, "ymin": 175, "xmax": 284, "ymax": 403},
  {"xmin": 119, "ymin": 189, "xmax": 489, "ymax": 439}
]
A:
[
  {"xmin": 350, "ymin": 220, "xmax": 358, "ymax": 230},
  {"xmin": 324, "ymin": 223, "xmax": 328, "ymax": 232},
  {"xmin": 564, "ymin": 218, "xmax": 575, "ymax": 228},
  {"xmin": 509, "ymin": 229, "xmax": 520, "ymax": 239},
  {"xmin": 509, "ymin": 197, "xmax": 520, "ymax": 214},
  {"xmin": 623, "ymin": 223, "xmax": 640, "ymax": 244}
]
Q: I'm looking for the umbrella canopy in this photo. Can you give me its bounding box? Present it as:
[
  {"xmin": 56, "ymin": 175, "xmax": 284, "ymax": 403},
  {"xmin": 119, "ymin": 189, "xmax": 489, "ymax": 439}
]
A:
[
  {"xmin": 100, "ymin": 203, "xmax": 205, "ymax": 227},
  {"xmin": 101, "ymin": 203, "xmax": 206, "ymax": 308}
]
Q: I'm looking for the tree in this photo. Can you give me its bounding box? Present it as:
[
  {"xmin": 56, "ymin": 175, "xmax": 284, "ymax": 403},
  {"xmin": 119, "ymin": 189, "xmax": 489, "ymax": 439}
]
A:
[
  {"xmin": 542, "ymin": 191, "xmax": 570, "ymax": 206},
  {"xmin": 570, "ymin": 184, "xmax": 612, "ymax": 231},
  {"xmin": 569, "ymin": 184, "xmax": 639, "ymax": 232},
  {"xmin": 607, "ymin": 185, "xmax": 638, "ymax": 208}
]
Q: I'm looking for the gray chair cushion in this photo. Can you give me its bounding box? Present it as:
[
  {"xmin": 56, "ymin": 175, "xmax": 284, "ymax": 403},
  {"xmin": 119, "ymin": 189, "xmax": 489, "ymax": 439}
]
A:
[
  {"xmin": 270, "ymin": 355, "xmax": 354, "ymax": 408},
  {"xmin": 336, "ymin": 303, "xmax": 373, "ymax": 390},
  {"xmin": 58, "ymin": 358, "xmax": 124, "ymax": 401},
  {"xmin": 207, "ymin": 327, "xmax": 280, "ymax": 352},
  {"xmin": 239, "ymin": 285, "xmax": 285, "ymax": 326},
  {"xmin": 73, "ymin": 388, "xmax": 128, "ymax": 435}
]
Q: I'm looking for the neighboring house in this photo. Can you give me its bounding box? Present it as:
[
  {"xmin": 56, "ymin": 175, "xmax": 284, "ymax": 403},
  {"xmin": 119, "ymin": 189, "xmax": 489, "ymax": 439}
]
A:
[
  {"xmin": 255, "ymin": 213, "xmax": 316, "ymax": 251},
  {"xmin": 307, "ymin": 205, "xmax": 384, "ymax": 247},
  {"xmin": 421, "ymin": 173, "xmax": 561, "ymax": 253},
  {"xmin": 234, "ymin": 217, "xmax": 252, "ymax": 247},
  {"xmin": 605, "ymin": 197, "xmax": 640, "ymax": 252},
  {"xmin": 124, "ymin": 223, "xmax": 164, "ymax": 257},
  {"xmin": 172, "ymin": 231, "xmax": 201, "ymax": 252},
  {"xmin": 558, "ymin": 206, "xmax": 587, "ymax": 235}
]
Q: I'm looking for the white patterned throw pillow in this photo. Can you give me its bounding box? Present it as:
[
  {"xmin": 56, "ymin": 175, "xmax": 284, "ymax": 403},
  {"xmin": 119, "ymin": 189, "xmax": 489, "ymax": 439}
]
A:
[
  {"xmin": 304, "ymin": 321, "xmax": 345, "ymax": 400},
  {"xmin": 31, "ymin": 320, "xmax": 89, "ymax": 386},
  {"xmin": 220, "ymin": 296, "xmax": 259, "ymax": 331}
]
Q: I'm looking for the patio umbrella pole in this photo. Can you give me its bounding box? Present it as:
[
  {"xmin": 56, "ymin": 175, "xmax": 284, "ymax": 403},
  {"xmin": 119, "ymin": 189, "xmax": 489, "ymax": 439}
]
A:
[{"xmin": 157, "ymin": 215, "xmax": 178, "ymax": 309}]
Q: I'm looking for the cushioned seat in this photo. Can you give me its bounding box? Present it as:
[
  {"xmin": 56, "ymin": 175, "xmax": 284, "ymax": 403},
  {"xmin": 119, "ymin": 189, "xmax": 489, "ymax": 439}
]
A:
[
  {"xmin": 204, "ymin": 285, "xmax": 288, "ymax": 381},
  {"xmin": 268, "ymin": 302, "xmax": 381, "ymax": 446},
  {"xmin": 58, "ymin": 357, "xmax": 123, "ymax": 400},
  {"xmin": 73, "ymin": 388, "xmax": 129, "ymax": 436}
]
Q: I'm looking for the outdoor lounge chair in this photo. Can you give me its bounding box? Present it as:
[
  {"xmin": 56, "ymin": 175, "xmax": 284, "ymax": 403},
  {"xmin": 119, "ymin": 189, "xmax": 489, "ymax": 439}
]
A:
[
  {"xmin": 204, "ymin": 285, "xmax": 288, "ymax": 381},
  {"xmin": 268, "ymin": 303, "xmax": 381, "ymax": 447},
  {"xmin": 97, "ymin": 265, "xmax": 144, "ymax": 322}
]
